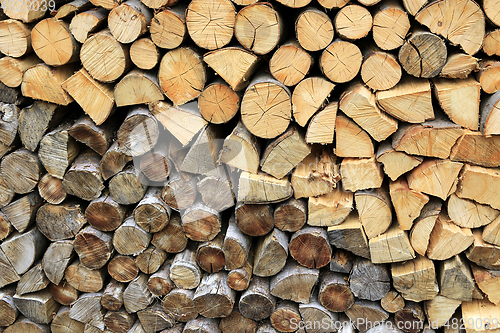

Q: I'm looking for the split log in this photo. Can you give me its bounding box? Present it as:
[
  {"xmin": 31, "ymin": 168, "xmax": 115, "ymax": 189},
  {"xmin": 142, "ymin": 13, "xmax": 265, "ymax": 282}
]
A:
[
  {"xmin": 483, "ymin": 30, "xmax": 500, "ymax": 56},
  {"xmin": 427, "ymin": 211, "xmax": 474, "ymax": 260},
  {"xmin": 113, "ymin": 216, "xmax": 151, "ymax": 256},
  {"xmin": 289, "ymin": 227, "xmax": 331, "ymax": 269},
  {"xmin": 308, "ymin": 187, "xmax": 353, "ymax": 227},
  {"xmin": 219, "ymin": 308, "xmax": 257, "ymax": 333},
  {"xmin": 409, "ymin": 199, "xmax": 442, "ymax": 256},
  {"xmin": 327, "ymin": 212, "xmax": 370, "ymax": 259},
  {"xmin": 54, "ymin": 0, "xmax": 93, "ymax": 19},
  {"xmin": 183, "ymin": 318, "xmax": 220, "ymax": 333},
  {"xmin": 162, "ymin": 289, "xmax": 198, "ymax": 322},
  {"xmin": 448, "ymin": 193, "xmax": 499, "ymax": 228},
  {"xmin": 394, "ymin": 302, "xmax": 426, "ymax": 333},
  {"xmin": 306, "ymin": 101, "xmax": 337, "ymax": 145},
  {"xmin": 253, "ymin": 228, "xmax": 289, "ymax": 277},
  {"xmin": 398, "ymin": 31, "xmax": 447, "ymax": 78},
  {"xmin": 0, "ymin": 247, "xmax": 20, "ymax": 288},
  {"xmin": 180, "ymin": 125, "xmax": 223, "ymax": 176},
  {"xmin": 438, "ymin": 255, "xmax": 475, "ymax": 302},
  {"xmin": 139, "ymin": 143, "xmax": 170, "ymax": 183},
  {"xmin": 318, "ymin": 0, "xmax": 349, "ymax": 8},
  {"xmin": 461, "ymin": 298, "xmax": 500, "ymax": 332},
  {"xmin": 238, "ymin": 171, "xmax": 293, "ymax": 204},
  {"xmin": 117, "ymin": 107, "xmax": 159, "ymax": 157},
  {"xmin": 133, "ymin": 187, "xmax": 171, "ymax": 233},
  {"xmin": 137, "ymin": 304, "xmax": 174, "ymax": 333},
  {"xmin": 298, "ymin": 294, "xmax": 339, "ymax": 333},
  {"xmin": 104, "ymin": 309, "xmax": 136, "ymax": 333},
  {"xmin": 372, "ymin": 1, "xmax": 410, "ymax": 50},
  {"xmin": 260, "ymin": 124, "xmax": 311, "ymax": 179},
  {"xmin": 198, "ymin": 80, "xmax": 239, "ymax": 125},
  {"xmin": 130, "ymin": 38, "xmax": 159, "ymax": 70},
  {"xmin": 381, "ymin": 290, "xmax": 405, "ymax": 313},
  {"xmin": 340, "ymin": 157, "xmax": 384, "ymax": 192},
  {"xmin": 330, "ymin": 249, "xmax": 355, "ymax": 274},
  {"xmin": 150, "ymin": 5, "xmax": 187, "ymax": 50},
  {"xmin": 49, "ymin": 281, "xmax": 79, "ymax": 306},
  {"xmin": 483, "ymin": 214, "xmax": 500, "ymax": 247},
  {"xmin": 274, "ymin": 198, "xmax": 307, "ymax": 232},
  {"xmin": 62, "ymin": 149, "xmax": 104, "ymax": 201},
  {"xmin": 275, "ymin": 0, "xmax": 311, "ymax": 7},
  {"xmin": 334, "ymin": 5, "xmax": 373, "ymax": 40},
  {"xmin": 0, "ymin": 211, "xmax": 13, "ymax": 240},
  {"xmin": 38, "ymin": 174, "xmax": 67, "ymax": 204},
  {"xmin": 440, "ymin": 53, "xmax": 479, "ymax": 79},
  {"xmin": 466, "ymin": 229, "xmax": 500, "ymax": 270},
  {"xmin": 389, "ymin": 178, "xmax": 429, "ymax": 231},
  {"xmin": 292, "ymin": 77, "xmax": 335, "ymax": 127},
  {"xmin": 227, "ymin": 255, "xmax": 252, "ymax": 291},
  {"xmin": 65, "ymin": 260, "xmax": 106, "ymax": 293},
  {"xmin": 470, "ymin": 263, "xmax": 500, "ymax": 305},
  {"xmin": 349, "ymin": 257, "xmax": 390, "ymax": 301},
  {"xmin": 101, "ymin": 279, "xmax": 125, "ymax": 311},
  {"xmin": 269, "ymin": 260, "xmax": 319, "ymax": 304},
  {"xmin": 16, "ymin": 261, "xmax": 49, "ymax": 295},
  {"xmin": 158, "ymin": 47, "xmax": 206, "ymax": 106},
  {"xmin": 51, "ymin": 307, "xmax": 85, "ymax": 333},
  {"xmin": 0, "ymin": 55, "xmax": 41, "ymax": 88},
  {"xmin": 69, "ymin": 116, "xmax": 113, "ymax": 156},
  {"xmin": 319, "ymin": 272, "xmax": 355, "ymax": 312},
  {"xmin": 270, "ymin": 301, "xmax": 301, "ymax": 333},
  {"xmin": 135, "ymin": 246, "xmax": 166, "ymax": 274},
  {"xmin": 69, "ymin": 8, "xmax": 108, "ymax": 44},
  {"xmin": 74, "ymin": 226, "xmax": 113, "ymax": 270},
  {"xmin": 108, "ymin": 0, "xmax": 152, "ymax": 44},
  {"xmin": 320, "ymin": 40, "xmax": 362, "ymax": 83},
  {"xmin": 13, "ymin": 289, "xmax": 60, "ymax": 325},
  {"xmin": 218, "ymin": 121, "xmax": 260, "ymax": 174},
  {"xmin": 344, "ymin": 300, "xmax": 389, "ymax": 333},
  {"xmin": 181, "ymin": 202, "xmax": 221, "ymax": 242},
  {"xmin": 108, "ymin": 255, "xmax": 139, "ymax": 283},
  {"xmin": 152, "ymin": 213, "xmax": 188, "ymax": 253},
  {"xmin": 480, "ymin": 90, "xmax": 500, "ymax": 136},
  {"xmin": 234, "ymin": 3, "xmax": 282, "ymax": 55},
  {"xmin": 296, "ymin": 8, "xmax": 334, "ymax": 52},
  {"xmin": 109, "ymin": 165, "xmax": 148, "ymax": 205},
  {"xmin": 407, "ymin": 159, "xmax": 463, "ymax": 200},
  {"xmin": 147, "ymin": 262, "xmax": 174, "ymax": 297},
  {"xmin": 355, "ymin": 188, "xmax": 392, "ymax": 239},
  {"xmin": 3, "ymin": 192, "xmax": 42, "ymax": 233},
  {"xmin": 69, "ymin": 293, "xmax": 105, "ymax": 330},
  {"xmin": 391, "ymin": 255, "xmax": 439, "ymax": 302},
  {"xmin": 114, "ymin": 69, "xmax": 163, "ymax": 107},
  {"xmin": 193, "ymin": 271, "xmax": 235, "ymax": 318},
  {"xmin": 335, "ymin": 114, "xmax": 374, "ymax": 158},
  {"xmin": 361, "ymin": 47, "xmax": 402, "ymax": 91},
  {"xmin": 1, "ymin": 148, "xmax": 41, "ymax": 194},
  {"xmin": 269, "ymin": 41, "xmax": 313, "ymax": 87},
  {"xmin": 0, "ymin": 20, "xmax": 31, "ymax": 57},
  {"xmin": 170, "ymin": 244, "xmax": 202, "ymax": 290},
  {"xmin": 85, "ymin": 192, "xmax": 127, "ymax": 232},
  {"xmin": 161, "ymin": 173, "xmax": 198, "ymax": 211},
  {"xmin": 21, "ymin": 64, "xmax": 76, "ymax": 105},
  {"xmin": 4, "ymin": 317, "xmax": 49, "ymax": 333},
  {"xmin": 1, "ymin": 227, "xmax": 48, "ymax": 275},
  {"xmin": 376, "ymin": 142, "xmax": 423, "ymax": 181},
  {"xmin": 223, "ymin": 215, "xmax": 251, "ymax": 270},
  {"xmin": 123, "ymin": 274, "xmax": 153, "ymax": 313},
  {"xmin": 0, "ymin": 286, "xmax": 18, "ymax": 326},
  {"xmin": 239, "ymin": 276, "xmax": 276, "ymax": 321},
  {"xmin": 450, "ymin": 130, "xmax": 500, "ymax": 167}
]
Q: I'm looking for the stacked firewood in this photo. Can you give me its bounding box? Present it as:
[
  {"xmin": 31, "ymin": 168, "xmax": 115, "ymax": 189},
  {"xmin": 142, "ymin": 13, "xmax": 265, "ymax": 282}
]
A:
[{"xmin": 0, "ymin": 0, "xmax": 500, "ymax": 332}]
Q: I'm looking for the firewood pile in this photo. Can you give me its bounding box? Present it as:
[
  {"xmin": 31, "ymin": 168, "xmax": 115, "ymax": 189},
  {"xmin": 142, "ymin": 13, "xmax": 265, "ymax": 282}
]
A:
[{"xmin": 0, "ymin": 0, "xmax": 500, "ymax": 332}]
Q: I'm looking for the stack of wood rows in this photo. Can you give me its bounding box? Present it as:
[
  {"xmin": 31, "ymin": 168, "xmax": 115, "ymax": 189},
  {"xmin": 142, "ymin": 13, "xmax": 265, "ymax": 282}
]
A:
[{"xmin": 1, "ymin": 0, "xmax": 500, "ymax": 331}]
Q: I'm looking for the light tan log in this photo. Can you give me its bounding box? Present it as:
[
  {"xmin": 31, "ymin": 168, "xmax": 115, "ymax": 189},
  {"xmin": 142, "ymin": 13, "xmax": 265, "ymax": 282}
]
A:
[
  {"xmin": 218, "ymin": 121, "xmax": 260, "ymax": 174},
  {"xmin": 147, "ymin": 262, "xmax": 174, "ymax": 297},
  {"xmin": 239, "ymin": 276, "xmax": 276, "ymax": 321},
  {"xmin": 180, "ymin": 125, "xmax": 223, "ymax": 176},
  {"xmin": 62, "ymin": 149, "xmax": 104, "ymax": 201},
  {"xmin": 104, "ymin": 309, "xmax": 136, "ymax": 333},
  {"xmin": 85, "ymin": 192, "xmax": 127, "ymax": 232},
  {"xmin": 198, "ymin": 80, "xmax": 239, "ymax": 125},
  {"xmin": 427, "ymin": 211, "xmax": 474, "ymax": 260},
  {"xmin": 320, "ymin": 39, "xmax": 362, "ymax": 83},
  {"xmin": 391, "ymin": 255, "xmax": 439, "ymax": 302},
  {"xmin": 181, "ymin": 202, "xmax": 221, "ymax": 242},
  {"xmin": 292, "ymin": 77, "xmax": 335, "ymax": 127},
  {"xmin": 369, "ymin": 225, "xmax": 415, "ymax": 264},
  {"xmin": 203, "ymin": 46, "xmax": 260, "ymax": 92},
  {"xmin": 483, "ymin": 214, "xmax": 500, "ymax": 247},
  {"xmin": 372, "ymin": 1, "xmax": 410, "ymax": 50},
  {"xmin": 220, "ymin": 308, "xmax": 257, "ymax": 333},
  {"xmin": 38, "ymin": 174, "xmax": 67, "ymax": 204},
  {"xmin": 0, "ymin": 19, "xmax": 32, "ymax": 57},
  {"xmin": 150, "ymin": 5, "xmax": 186, "ymax": 49},
  {"xmin": 129, "ymin": 38, "xmax": 159, "ymax": 70},
  {"xmin": 162, "ymin": 288, "xmax": 198, "ymax": 322},
  {"xmin": 123, "ymin": 273, "xmax": 153, "ymax": 313},
  {"xmin": 1, "ymin": 227, "xmax": 48, "ymax": 275},
  {"xmin": 438, "ymin": 255, "xmax": 475, "ymax": 302},
  {"xmin": 415, "ymin": 0, "xmax": 484, "ymax": 55},
  {"xmin": 152, "ymin": 213, "xmax": 188, "ymax": 254},
  {"xmin": 334, "ymin": 5, "xmax": 372, "ymax": 40},
  {"xmin": 476, "ymin": 59, "xmax": 500, "ymax": 94},
  {"xmin": 54, "ymin": 0, "xmax": 93, "ymax": 19},
  {"xmin": 0, "ymin": 286, "xmax": 18, "ymax": 326},
  {"xmin": 462, "ymin": 298, "xmax": 500, "ymax": 332},
  {"xmin": 139, "ymin": 143, "xmax": 170, "ymax": 183},
  {"xmin": 440, "ymin": 52, "xmax": 479, "ymax": 79},
  {"xmin": 305, "ymin": 101, "xmax": 337, "ymax": 144},
  {"xmin": 170, "ymin": 244, "xmax": 202, "ymax": 290},
  {"xmin": 16, "ymin": 261, "xmax": 49, "ymax": 295},
  {"xmin": 0, "ymin": 102, "xmax": 19, "ymax": 150},
  {"xmin": 193, "ymin": 271, "xmax": 235, "ymax": 318},
  {"xmin": 269, "ymin": 41, "xmax": 313, "ymax": 87},
  {"xmin": 335, "ymin": 114, "xmax": 373, "ymax": 158},
  {"xmin": 51, "ymin": 306, "xmax": 85, "ymax": 333},
  {"xmin": 448, "ymin": 193, "xmax": 499, "ymax": 229},
  {"xmin": 390, "ymin": 178, "xmax": 429, "ymax": 231},
  {"xmin": 450, "ymin": 130, "xmax": 500, "ymax": 168},
  {"xmin": 197, "ymin": 171, "xmax": 234, "ymax": 211},
  {"xmin": 376, "ymin": 142, "xmax": 423, "ymax": 181},
  {"xmin": 456, "ymin": 164, "xmax": 500, "ymax": 210},
  {"xmin": 117, "ymin": 107, "xmax": 159, "ymax": 157},
  {"xmin": 0, "ymin": 55, "xmax": 41, "ymax": 88},
  {"xmin": 470, "ymin": 263, "xmax": 500, "ymax": 305},
  {"xmin": 13, "ymin": 289, "xmax": 60, "ymax": 325},
  {"xmin": 318, "ymin": 272, "xmax": 355, "ymax": 312},
  {"xmin": 238, "ymin": 171, "xmax": 293, "ymax": 204},
  {"xmin": 480, "ymin": 90, "xmax": 500, "ymax": 136},
  {"xmin": 114, "ymin": 69, "xmax": 163, "ymax": 107},
  {"xmin": 49, "ymin": 281, "xmax": 79, "ymax": 306},
  {"xmin": 308, "ymin": 187, "xmax": 353, "ymax": 227},
  {"xmin": 1, "ymin": 148, "xmax": 41, "ymax": 194},
  {"xmin": 69, "ymin": 292, "xmax": 105, "ymax": 330},
  {"xmin": 253, "ymin": 228, "xmax": 288, "ymax": 277},
  {"xmin": 407, "ymin": 159, "xmax": 463, "ymax": 200},
  {"xmin": 361, "ymin": 47, "xmax": 402, "ymax": 91},
  {"xmin": 69, "ymin": 117, "xmax": 113, "ymax": 156},
  {"xmin": 398, "ymin": 31, "xmax": 447, "ymax": 78},
  {"xmin": 317, "ymin": 0, "xmax": 349, "ymax": 8},
  {"xmin": 161, "ymin": 172, "xmax": 197, "ymax": 210},
  {"xmin": 109, "ymin": 165, "xmax": 148, "ymax": 205},
  {"xmin": 222, "ymin": 215, "xmax": 251, "ymax": 270},
  {"xmin": 158, "ymin": 47, "xmax": 206, "ymax": 106},
  {"xmin": 113, "ymin": 216, "xmax": 151, "ymax": 256},
  {"xmin": 483, "ymin": 30, "xmax": 500, "ymax": 57},
  {"xmin": 270, "ymin": 260, "xmax": 319, "ymax": 304},
  {"xmin": 133, "ymin": 187, "xmax": 171, "ymax": 233},
  {"xmin": 0, "ymin": 211, "xmax": 13, "ymax": 240},
  {"xmin": 108, "ymin": 0, "xmax": 152, "ymax": 44},
  {"xmin": 344, "ymin": 300, "xmax": 389, "ymax": 333},
  {"xmin": 68, "ymin": 8, "xmax": 107, "ymax": 44},
  {"xmin": 340, "ymin": 157, "xmax": 384, "ymax": 192},
  {"xmin": 381, "ymin": 290, "xmax": 405, "ymax": 313},
  {"xmin": 101, "ymin": 279, "xmax": 125, "ymax": 311},
  {"xmin": 65, "ymin": 260, "xmax": 106, "ymax": 293},
  {"xmin": 327, "ymin": 212, "xmax": 370, "ymax": 259},
  {"xmin": 295, "ymin": 8, "xmax": 334, "ymax": 51},
  {"xmin": 234, "ymin": 2, "xmax": 282, "ymax": 55},
  {"xmin": 466, "ymin": 229, "xmax": 500, "ymax": 270},
  {"xmin": 108, "ymin": 255, "xmax": 139, "ymax": 283},
  {"xmin": 3, "ymin": 192, "xmax": 42, "ymax": 233}
]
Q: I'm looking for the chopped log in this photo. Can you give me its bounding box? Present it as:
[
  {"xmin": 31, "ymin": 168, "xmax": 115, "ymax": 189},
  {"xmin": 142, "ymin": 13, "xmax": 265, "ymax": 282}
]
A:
[
  {"xmin": 133, "ymin": 187, "xmax": 171, "ymax": 233},
  {"xmin": 74, "ymin": 226, "xmax": 113, "ymax": 270},
  {"xmin": 114, "ymin": 69, "xmax": 163, "ymax": 107},
  {"xmin": 0, "ymin": 55, "xmax": 41, "ymax": 88},
  {"xmin": 448, "ymin": 193, "xmax": 499, "ymax": 229},
  {"xmin": 158, "ymin": 47, "xmax": 206, "ymax": 106},
  {"xmin": 180, "ymin": 126, "xmax": 223, "ymax": 177},
  {"xmin": 318, "ymin": 0, "xmax": 349, "ymax": 8},
  {"xmin": 334, "ymin": 5, "xmax": 373, "ymax": 40},
  {"xmin": 409, "ymin": 199, "xmax": 442, "ymax": 256},
  {"xmin": 13, "ymin": 289, "xmax": 60, "ymax": 325},
  {"xmin": 269, "ymin": 41, "xmax": 313, "ymax": 87},
  {"xmin": 478, "ymin": 68, "xmax": 500, "ymax": 105},
  {"xmin": 349, "ymin": 257, "xmax": 390, "ymax": 301},
  {"xmin": 184, "ymin": 318, "xmax": 220, "ymax": 333},
  {"xmin": 196, "ymin": 233, "xmax": 225, "ymax": 273},
  {"xmin": 308, "ymin": 187, "xmax": 353, "ymax": 227},
  {"xmin": 0, "ymin": 286, "xmax": 18, "ymax": 326},
  {"xmin": 319, "ymin": 272, "xmax": 355, "ymax": 312},
  {"xmin": 335, "ymin": 114, "xmax": 374, "ymax": 158},
  {"xmin": 16, "ymin": 261, "xmax": 49, "ymax": 295},
  {"xmin": 340, "ymin": 157, "xmax": 384, "ymax": 192},
  {"xmin": 65, "ymin": 260, "xmax": 106, "ymax": 293},
  {"xmin": 234, "ymin": 2, "xmax": 282, "ymax": 55},
  {"xmin": 0, "ymin": 211, "xmax": 13, "ymax": 240},
  {"xmin": 62, "ymin": 149, "xmax": 104, "ymax": 201},
  {"xmin": 139, "ymin": 143, "xmax": 170, "ymax": 183},
  {"xmin": 135, "ymin": 246, "xmax": 167, "ymax": 274},
  {"xmin": 108, "ymin": 255, "xmax": 139, "ymax": 283},
  {"xmin": 1, "ymin": 227, "xmax": 48, "ymax": 275},
  {"xmin": 270, "ymin": 260, "xmax": 319, "ymax": 304},
  {"xmin": 42, "ymin": 240, "xmax": 74, "ymax": 285},
  {"xmin": 109, "ymin": 165, "xmax": 148, "ymax": 205},
  {"xmin": 320, "ymin": 39, "xmax": 363, "ymax": 83},
  {"xmin": 407, "ymin": 159, "xmax": 463, "ymax": 200},
  {"xmin": 80, "ymin": 29, "xmax": 131, "ymax": 83},
  {"xmin": 292, "ymin": 77, "xmax": 335, "ymax": 127},
  {"xmin": 381, "ymin": 290, "xmax": 405, "ymax": 313},
  {"xmin": 147, "ymin": 262, "xmax": 174, "ymax": 297},
  {"xmin": 219, "ymin": 308, "xmax": 257, "ymax": 333},
  {"xmin": 327, "ymin": 212, "xmax": 370, "ymax": 259},
  {"xmin": 355, "ymin": 187, "xmax": 392, "ymax": 239},
  {"xmin": 238, "ymin": 171, "xmax": 293, "ymax": 204},
  {"xmin": 391, "ymin": 255, "xmax": 439, "ymax": 302},
  {"xmin": 227, "ymin": 255, "xmax": 252, "ymax": 291},
  {"xmin": 117, "ymin": 107, "xmax": 159, "ymax": 157},
  {"xmin": 298, "ymin": 294, "xmax": 339, "ymax": 333},
  {"xmin": 296, "ymin": 8, "xmax": 334, "ymax": 52},
  {"xmin": 289, "ymin": 227, "xmax": 331, "ymax": 269},
  {"xmin": 123, "ymin": 273, "xmax": 152, "ymax": 313},
  {"xmin": 398, "ymin": 31, "xmax": 447, "ymax": 78},
  {"xmin": 203, "ymin": 46, "xmax": 261, "ymax": 92},
  {"xmin": 389, "ymin": 178, "xmax": 429, "ymax": 231},
  {"xmin": 0, "ymin": 19, "xmax": 31, "ymax": 57},
  {"xmin": 306, "ymin": 102, "xmax": 337, "ymax": 145},
  {"xmin": 395, "ymin": 302, "xmax": 426, "ymax": 333},
  {"xmin": 51, "ymin": 306, "xmax": 85, "ymax": 333},
  {"xmin": 150, "ymin": 5, "xmax": 187, "ymax": 50},
  {"xmin": 270, "ymin": 301, "xmax": 300, "ymax": 333},
  {"xmin": 483, "ymin": 30, "xmax": 500, "ymax": 57},
  {"xmin": 480, "ymin": 90, "xmax": 500, "ymax": 136},
  {"xmin": 415, "ymin": 0, "xmax": 484, "ymax": 55},
  {"xmin": 198, "ymin": 80, "xmax": 239, "ymax": 125},
  {"xmin": 0, "ymin": 168, "xmax": 14, "ymax": 210},
  {"xmin": 438, "ymin": 255, "xmax": 475, "ymax": 302},
  {"xmin": 21, "ymin": 63, "xmax": 76, "ymax": 105},
  {"xmin": 113, "ymin": 216, "xmax": 151, "ymax": 256},
  {"xmin": 0, "ymin": 83, "xmax": 25, "ymax": 106},
  {"xmin": 218, "ymin": 121, "xmax": 260, "ymax": 174},
  {"xmin": 137, "ymin": 304, "xmax": 174, "ymax": 333},
  {"xmin": 4, "ymin": 317, "xmax": 49, "ymax": 333},
  {"xmin": 361, "ymin": 48, "xmax": 402, "ymax": 91},
  {"xmin": 49, "ymin": 281, "xmax": 79, "ymax": 306},
  {"xmin": 291, "ymin": 148, "xmax": 339, "ymax": 198},
  {"xmin": 223, "ymin": 215, "xmax": 251, "ymax": 270},
  {"xmin": 85, "ymin": 192, "xmax": 127, "ymax": 232},
  {"xmin": 466, "ymin": 229, "xmax": 500, "ymax": 270},
  {"xmin": 260, "ymin": 124, "xmax": 311, "ymax": 179},
  {"xmin": 461, "ymin": 298, "xmax": 500, "ymax": 332},
  {"xmin": 450, "ymin": 130, "xmax": 500, "ymax": 168},
  {"xmin": 69, "ymin": 116, "xmax": 113, "ymax": 156},
  {"xmin": 181, "ymin": 202, "xmax": 221, "ymax": 242},
  {"xmin": 0, "ymin": 102, "xmax": 19, "ymax": 149},
  {"xmin": 330, "ymin": 249, "xmax": 355, "ymax": 274},
  {"xmin": 470, "ymin": 263, "xmax": 500, "ymax": 305},
  {"xmin": 0, "ymin": 247, "xmax": 20, "ymax": 288},
  {"xmin": 483, "ymin": 214, "xmax": 500, "ymax": 246},
  {"xmin": 427, "ymin": 211, "xmax": 474, "ymax": 260},
  {"xmin": 130, "ymin": 38, "xmax": 159, "ymax": 71},
  {"xmin": 440, "ymin": 53, "xmax": 479, "ymax": 79},
  {"xmin": 38, "ymin": 174, "xmax": 67, "ymax": 204},
  {"xmin": 240, "ymin": 73, "xmax": 291, "ymax": 139},
  {"xmin": 193, "ymin": 271, "xmax": 235, "ymax": 318},
  {"xmin": 344, "ymin": 300, "xmax": 389, "ymax": 333},
  {"xmin": 161, "ymin": 173, "xmax": 197, "ymax": 211},
  {"xmin": 170, "ymin": 244, "xmax": 202, "ymax": 290},
  {"xmin": 372, "ymin": 1, "xmax": 410, "ymax": 50},
  {"xmin": 104, "ymin": 309, "xmax": 136, "ymax": 333},
  {"xmin": 101, "ymin": 279, "xmax": 125, "ymax": 311},
  {"xmin": 152, "ymin": 213, "xmax": 188, "ymax": 253},
  {"xmin": 239, "ymin": 276, "xmax": 276, "ymax": 321},
  {"xmin": 376, "ymin": 142, "xmax": 423, "ymax": 181},
  {"xmin": 3, "ymin": 192, "xmax": 42, "ymax": 233},
  {"xmin": 253, "ymin": 228, "xmax": 289, "ymax": 277},
  {"xmin": 275, "ymin": 0, "xmax": 311, "ymax": 7},
  {"xmin": 274, "ymin": 198, "xmax": 307, "ymax": 232},
  {"xmin": 162, "ymin": 288, "xmax": 198, "ymax": 322},
  {"xmin": 69, "ymin": 8, "xmax": 107, "ymax": 44},
  {"xmin": 54, "ymin": 0, "xmax": 93, "ymax": 19},
  {"xmin": 69, "ymin": 292, "xmax": 105, "ymax": 330},
  {"xmin": 1, "ymin": 148, "xmax": 41, "ymax": 194},
  {"xmin": 108, "ymin": 0, "xmax": 152, "ymax": 44}
]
